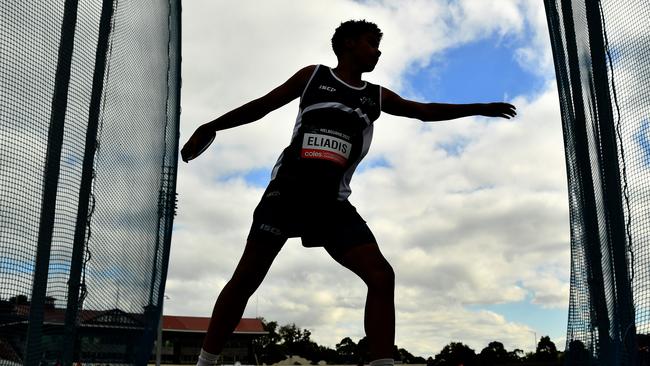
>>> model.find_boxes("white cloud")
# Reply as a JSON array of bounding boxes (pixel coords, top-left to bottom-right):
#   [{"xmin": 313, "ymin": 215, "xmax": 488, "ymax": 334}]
[
  {"xmin": 514, "ymin": 1, "xmax": 555, "ymax": 78},
  {"xmin": 449, "ymin": 0, "xmax": 525, "ymax": 41},
  {"xmin": 171, "ymin": 0, "xmax": 569, "ymax": 358}
]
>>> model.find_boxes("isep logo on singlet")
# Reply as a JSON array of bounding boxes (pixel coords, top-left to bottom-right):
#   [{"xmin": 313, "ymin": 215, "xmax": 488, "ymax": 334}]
[{"xmin": 301, "ymin": 133, "xmax": 351, "ymax": 166}]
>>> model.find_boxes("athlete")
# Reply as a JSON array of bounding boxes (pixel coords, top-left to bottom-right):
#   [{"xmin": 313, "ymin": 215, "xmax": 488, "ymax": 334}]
[{"xmin": 182, "ymin": 20, "xmax": 516, "ymax": 366}]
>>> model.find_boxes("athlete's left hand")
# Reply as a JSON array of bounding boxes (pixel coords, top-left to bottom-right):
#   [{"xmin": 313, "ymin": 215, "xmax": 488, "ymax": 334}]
[
  {"xmin": 481, "ymin": 103, "xmax": 517, "ymax": 119},
  {"xmin": 181, "ymin": 124, "xmax": 216, "ymax": 163}
]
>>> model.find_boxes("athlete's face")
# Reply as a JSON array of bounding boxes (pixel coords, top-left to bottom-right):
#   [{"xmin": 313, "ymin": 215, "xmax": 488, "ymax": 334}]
[{"xmin": 351, "ymin": 32, "xmax": 381, "ymax": 71}]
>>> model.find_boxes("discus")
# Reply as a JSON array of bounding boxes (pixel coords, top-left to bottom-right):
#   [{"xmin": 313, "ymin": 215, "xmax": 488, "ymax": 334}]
[{"xmin": 182, "ymin": 131, "xmax": 215, "ymax": 162}]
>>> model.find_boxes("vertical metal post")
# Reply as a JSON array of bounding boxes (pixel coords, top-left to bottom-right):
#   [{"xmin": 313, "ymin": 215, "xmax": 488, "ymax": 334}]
[
  {"xmin": 25, "ymin": 1, "xmax": 79, "ymax": 365},
  {"xmin": 156, "ymin": 302, "xmax": 164, "ymax": 366},
  {"xmin": 584, "ymin": 1, "xmax": 637, "ymax": 364},
  {"xmin": 156, "ymin": 295, "xmax": 169, "ymax": 366},
  {"xmin": 546, "ymin": 0, "xmax": 613, "ymax": 361},
  {"xmin": 61, "ymin": 0, "xmax": 115, "ymax": 365},
  {"xmin": 134, "ymin": 0, "xmax": 182, "ymax": 363}
]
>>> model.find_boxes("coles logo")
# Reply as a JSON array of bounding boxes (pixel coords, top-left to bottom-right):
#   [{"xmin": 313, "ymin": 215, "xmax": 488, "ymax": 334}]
[{"xmin": 301, "ymin": 133, "xmax": 351, "ymax": 166}]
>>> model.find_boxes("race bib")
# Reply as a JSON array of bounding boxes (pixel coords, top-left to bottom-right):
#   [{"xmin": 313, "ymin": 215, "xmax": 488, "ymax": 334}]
[{"xmin": 301, "ymin": 133, "xmax": 351, "ymax": 166}]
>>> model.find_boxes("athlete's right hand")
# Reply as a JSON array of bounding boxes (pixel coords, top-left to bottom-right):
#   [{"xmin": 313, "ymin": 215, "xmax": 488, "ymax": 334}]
[{"xmin": 181, "ymin": 124, "xmax": 216, "ymax": 163}]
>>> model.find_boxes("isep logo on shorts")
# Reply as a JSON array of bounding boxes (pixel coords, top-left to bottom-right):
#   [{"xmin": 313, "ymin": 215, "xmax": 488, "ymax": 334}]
[{"xmin": 301, "ymin": 133, "xmax": 351, "ymax": 166}]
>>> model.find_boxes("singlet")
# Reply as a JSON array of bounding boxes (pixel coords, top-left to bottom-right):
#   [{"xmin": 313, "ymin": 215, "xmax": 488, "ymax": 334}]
[{"xmin": 269, "ymin": 65, "xmax": 382, "ymax": 201}]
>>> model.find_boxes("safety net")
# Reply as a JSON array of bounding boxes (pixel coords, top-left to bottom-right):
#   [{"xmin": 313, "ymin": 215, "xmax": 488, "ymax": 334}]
[
  {"xmin": 544, "ymin": 0, "xmax": 650, "ymax": 365},
  {"xmin": 0, "ymin": 0, "xmax": 180, "ymax": 364}
]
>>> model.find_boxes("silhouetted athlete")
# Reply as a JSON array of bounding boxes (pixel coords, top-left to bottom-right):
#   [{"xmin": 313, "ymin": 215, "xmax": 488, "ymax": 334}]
[{"xmin": 182, "ymin": 20, "xmax": 516, "ymax": 366}]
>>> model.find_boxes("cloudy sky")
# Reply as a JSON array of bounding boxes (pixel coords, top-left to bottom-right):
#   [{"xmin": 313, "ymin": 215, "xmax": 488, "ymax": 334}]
[{"xmin": 167, "ymin": 0, "xmax": 570, "ymax": 358}]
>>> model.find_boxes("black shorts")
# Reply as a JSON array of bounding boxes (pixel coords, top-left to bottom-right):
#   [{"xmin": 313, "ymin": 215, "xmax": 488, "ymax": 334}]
[{"xmin": 247, "ymin": 186, "xmax": 376, "ymax": 250}]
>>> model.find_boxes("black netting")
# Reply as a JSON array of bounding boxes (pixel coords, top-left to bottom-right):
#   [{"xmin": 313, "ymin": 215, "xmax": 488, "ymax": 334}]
[
  {"xmin": 0, "ymin": 0, "xmax": 180, "ymax": 364},
  {"xmin": 544, "ymin": 0, "xmax": 650, "ymax": 365}
]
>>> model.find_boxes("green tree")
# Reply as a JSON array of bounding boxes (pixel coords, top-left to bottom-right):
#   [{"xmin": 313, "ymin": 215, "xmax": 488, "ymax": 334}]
[
  {"xmin": 300, "ymin": 328, "xmax": 312, "ymax": 343},
  {"xmin": 478, "ymin": 341, "xmax": 510, "ymax": 365},
  {"xmin": 9, "ymin": 295, "xmax": 28, "ymax": 305},
  {"xmin": 522, "ymin": 351, "xmax": 535, "ymax": 361},
  {"xmin": 535, "ymin": 335, "xmax": 559, "ymax": 363},
  {"xmin": 253, "ymin": 319, "xmax": 279, "ymax": 349},
  {"xmin": 336, "ymin": 337, "xmax": 357, "ymax": 364},
  {"xmin": 394, "ymin": 346, "xmax": 425, "ymax": 363},
  {"xmin": 279, "ymin": 323, "xmax": 302, "ymax": 350},
  {"xmin": 356, "ymin": 336, "xmax": 370, "ymax": 365},
  {"xmin": 253, "ymin": 318, "xmax": 286, "ymax": 364},
  {"xmin": 262, "ymin": 343, "xmax": 287, "ymax": 365},
  {"xmin": 508, "ymin": 348, "xmax": 524, "ymax": 363},
  {"xmin": 253, "ymin": 319, "xmax": 428, "ymax": 364},
  {"xmin": 276, "ymin": 323, "xmax": 323, "ymax": 360},
  {"xmin": 295, "ymin": 339, "xmax": 321, "ymax": 363},
  {"xmin": 433, "ymin": 342, "xmax": 477, "ymax": 366},
  {"xmin": 564, "ymin": 339, "xmax": 592, "ymax": 365},
  {"xmin": 317, "ymin": 345, "xmax": 338, "ymax": 364},
  {"xmin": 44, "ymin": 296, "xmax": 56, "ymax": 308},
  {"xmin": 411, "ymin": 355, "xmax": 428, "ymax": 364},
  {"xmin": 291, "ymin": 328, "xmax": 325, "ymax": 364}
]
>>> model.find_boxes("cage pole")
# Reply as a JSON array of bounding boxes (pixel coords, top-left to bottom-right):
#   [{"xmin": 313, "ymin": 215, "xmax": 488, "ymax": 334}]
[
  {"xmin": 24, "ymin": 0, "xmax": 79, "ymax": 364},
  {"xmin": 584, "ymin": 1, "xmax": 638, "ymax": 363},
  {"xmin": 546, "ymin": 0, "xmax": 613, "ymax": 361},
  {"xmin": 60, "ymin": 0, "xmax": 115, "ymax": 365},
  {"xmin": 134, "ymin": 0, "xmax": 182, "ymax": 363}
]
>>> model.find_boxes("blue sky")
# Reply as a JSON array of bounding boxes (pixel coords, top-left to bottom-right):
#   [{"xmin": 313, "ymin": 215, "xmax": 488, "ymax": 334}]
[
  {"xmin": 225, "ymin": 30, "xmax": 549, "ymax": 187},
  {"xmin": 470, "ymin": 301, "xmax": 567, "ymax": 347},
  {"xmin": 406, "ymin": 33, "xmax": 546, "ymax": 104},
  {"xmin": 638, "ymin": 120, "xmax": 650, "ymax": 165},
  {"xmin": 217, "ymin": 27, "xmax": 561, "ymax": 229},
  {"xmin": 174, "ymin": 1, "xmax": 570, "ymax": 358}
]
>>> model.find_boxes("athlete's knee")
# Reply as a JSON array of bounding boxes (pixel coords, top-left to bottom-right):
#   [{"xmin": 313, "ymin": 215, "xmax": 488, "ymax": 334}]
[
  {"xmin": 227, "ymin": 240, "xmax": 279, "ymax": 296},
  {"xmin": 363, "ymin": 262, "xmax": 395, "ymax": 291},
  {"xmin": 226, "ymin": 268, "xmax": 266, "ymax": 297},
  {"xmin": 227, "ymin": 270, "xmax": 264, "ymax": 298}
]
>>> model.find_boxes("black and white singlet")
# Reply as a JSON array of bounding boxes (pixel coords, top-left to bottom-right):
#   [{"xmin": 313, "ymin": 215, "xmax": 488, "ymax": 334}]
[{"xmin": 269, "ymin": 64, "xmax": 382, "ymax": 201}]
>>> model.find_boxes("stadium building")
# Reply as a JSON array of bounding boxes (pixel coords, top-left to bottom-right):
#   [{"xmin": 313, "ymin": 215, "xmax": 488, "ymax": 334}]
[{"xmin": 0, "ymin": 301, "xmax": 267, "ymax": 364}]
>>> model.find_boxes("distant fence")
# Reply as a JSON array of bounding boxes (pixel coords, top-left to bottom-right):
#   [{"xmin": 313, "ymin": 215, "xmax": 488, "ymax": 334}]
[
  {"xmin": 544, "ymin": 0, "xmax": 650, "ymax": 365},
  {"xmin": 0, "ymin": 0, "xmax": 180, "ymax": 365}
]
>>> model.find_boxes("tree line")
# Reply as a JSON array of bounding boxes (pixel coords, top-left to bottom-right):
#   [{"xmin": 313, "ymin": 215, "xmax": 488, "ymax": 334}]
[{"xmin": 252, "ymin": 318, "xmax": 570, "ymax": 365}]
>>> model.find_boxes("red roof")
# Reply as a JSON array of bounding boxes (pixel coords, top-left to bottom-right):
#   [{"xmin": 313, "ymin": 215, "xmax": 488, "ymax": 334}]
[
  {"xmin": 162, "ymin": 316, "xmax": 267, "ymax": 334},
  {"xmin": 10, "ymin": 305, "xmax": 267, "ymax": 335}
]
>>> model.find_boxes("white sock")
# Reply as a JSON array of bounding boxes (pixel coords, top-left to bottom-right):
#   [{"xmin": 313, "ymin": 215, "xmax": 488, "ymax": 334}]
[
  {"xmin": 196, "ymin": 348, "xmax": 219, "ymax": 366},
  {"xmin": 370, "ymin": 358, "xmax": 394, "ymax": 366}
]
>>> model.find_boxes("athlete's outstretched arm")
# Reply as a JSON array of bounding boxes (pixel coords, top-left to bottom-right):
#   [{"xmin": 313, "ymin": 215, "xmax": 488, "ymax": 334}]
[
  {"xmin": 381, "ymin": 87, "xmax": 516, "ymax": 122},
  {"xmin": 181, "ymin": 65, "xmax": 316, "ymax": 162}
]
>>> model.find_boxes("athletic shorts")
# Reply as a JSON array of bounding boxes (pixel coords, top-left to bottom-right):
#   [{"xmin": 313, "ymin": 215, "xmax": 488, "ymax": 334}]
[{"xmin": 247, "ymin": 186, "xmax": 376, "ymax": 250}]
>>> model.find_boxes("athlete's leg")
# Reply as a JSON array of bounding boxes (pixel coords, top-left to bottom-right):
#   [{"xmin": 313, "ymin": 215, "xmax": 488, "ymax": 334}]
[
  {"xmin": 201, "ymin": 238, "xmax": 284, "ymax": 355},
  {"xmin": 325, "ymin": 242, "xmax": 395, "ymax": 360}
]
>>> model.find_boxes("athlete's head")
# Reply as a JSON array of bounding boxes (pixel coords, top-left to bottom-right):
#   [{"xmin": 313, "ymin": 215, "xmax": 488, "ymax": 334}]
[{"xmin": 331, "ymin": 20, "xmax": 383, "ymax": 70}]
